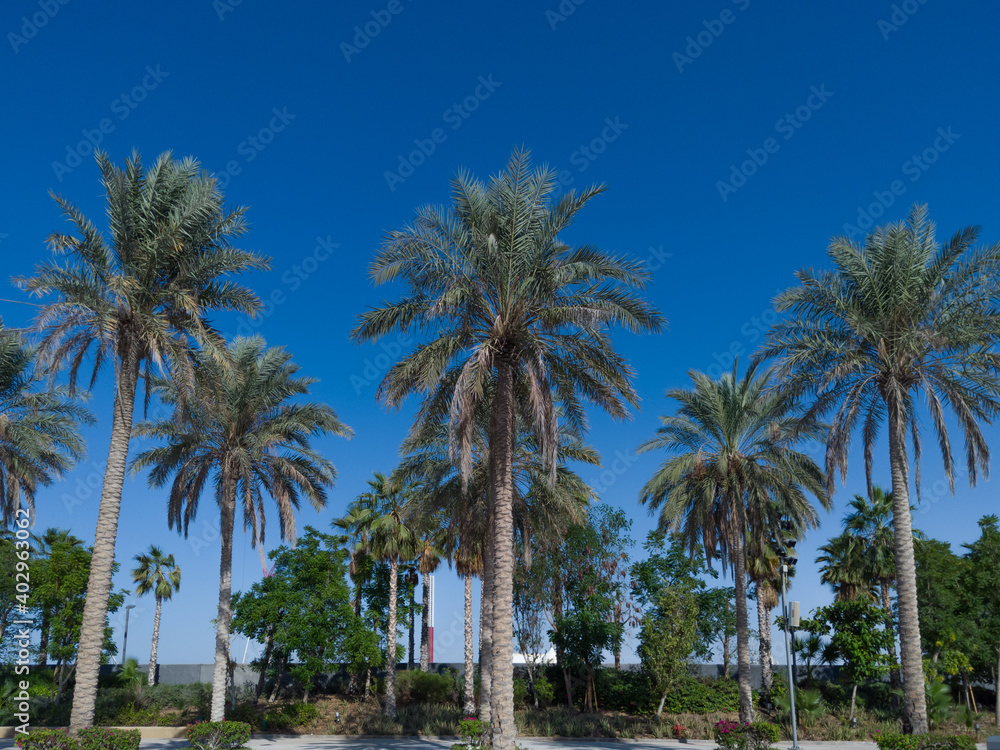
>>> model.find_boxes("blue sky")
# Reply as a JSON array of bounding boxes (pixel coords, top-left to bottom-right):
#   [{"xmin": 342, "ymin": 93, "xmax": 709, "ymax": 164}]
[{"xmin": 1, "ymin": 0, "xmax": 999, "ymax": 667}]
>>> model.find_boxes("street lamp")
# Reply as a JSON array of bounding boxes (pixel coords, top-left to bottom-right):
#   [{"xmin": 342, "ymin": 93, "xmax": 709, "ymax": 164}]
[
  {"xmin": 777, "ymin": 521, "xmax": 800, "ymax": 750},
  {"xmin": 121, "ymin": 604, "xmax": 136, "ymax": 666}
]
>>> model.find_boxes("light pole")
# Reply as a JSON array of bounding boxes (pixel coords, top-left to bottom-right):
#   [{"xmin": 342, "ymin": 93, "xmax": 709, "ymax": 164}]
[
  {"xmin": 777, "ymin": 522, "xmax": 800, "ymax": 750},
  {"xmin": 121, "ymin": 604, "xmax": 136, "ymax": 666}
]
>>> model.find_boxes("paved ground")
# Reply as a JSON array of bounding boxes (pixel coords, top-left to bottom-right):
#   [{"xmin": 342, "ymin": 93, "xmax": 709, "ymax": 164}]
[{"xmin": 0, "ymin": 737, "xmax": 992, "ymax": 750}]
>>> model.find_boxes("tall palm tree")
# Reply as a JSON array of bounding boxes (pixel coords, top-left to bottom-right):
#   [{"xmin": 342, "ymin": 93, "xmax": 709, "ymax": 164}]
[
  {"xmin": 131, "ymin": 545, "xmax": 181, "ymax": 686},
  {"xmin": 342, "ymin": 472, "xmax": 419, "ymax": 718},
  {"xmin": 352, "ymin": 148, "xmax": 662, "ymax": 750},
  {"xmin": 759, "ymin": 204, "xmax": 1000, "ymax": 733},
  {"xmin": 130, "ymin": 336, "xmax": 350, "ymax": 721},
  {"xmin": 0, "ymin": 321, "xmax": 88, "ymax": 527},
  {"xmin": 638, "ymin": 363, "xmax": 829, "ymax": 723},
  {"xmin": 18, "ymin": 151, "xmax": 267, "ymax": 731},
  {"xmin": 415, "ymin": 525, "xmax": 446, "ymax": 671}
]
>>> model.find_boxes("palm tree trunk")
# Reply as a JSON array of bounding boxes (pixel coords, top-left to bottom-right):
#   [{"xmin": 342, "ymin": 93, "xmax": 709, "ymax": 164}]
[
  {"xmin": 881, "ymin": 578, "xmax": 902, "ymax": 695},
  {"xmin": 420, "ymin": 574, "xmax": 430, "ymax": 670},
  {"xmin": 408, "ymin": 578, "xmax": 416, "ymax": 670},
  {"xmin": 385, "ymin": 555, "xmax": 399, "ymax": 717},
  {"xmin": 149, "ymin": 595, "xmax": 163, "ymax": 686},
  {"xmin": 758, "ymin": 593, "xmax": 773, "ymax": 696},
  {"xmin": 463, "ymin": 573, "xmax": 476, "ymax": 716},
  {"xmin": 479, "ymin": 513, "xmax": 495, "ymax": 724},
  {"xmin": 488, "ymin": 358, "xmax": 518, "ymax": 750},
  {"xmin": 887, "ymin": 397, "xmax": 929, "ymax": 734},
  {"xmin": 732, "ymin": 524, "xmax": 754, "ymax": 723},
  {"xmin": 69, "ymin": 347, "xmax": 140, "ymax": 733},
  {"xmin": 210, "ymin": 474, "xmax": 237, "ymax": 722}
]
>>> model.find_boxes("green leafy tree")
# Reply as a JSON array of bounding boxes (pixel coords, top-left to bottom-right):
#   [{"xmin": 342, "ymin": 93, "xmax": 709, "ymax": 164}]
[
  {"xmin": 30, "ymin": 536, "xmax": 125, "ymax": 701},
  {"xmin": 131, "ymin": 545, "xmax": 181, "ymax": 686},
  {"xmin": 633, "ymin": 532, "xmax": 701, "ymax": 717},
  {"xmin": 0, "ymin": 322, "xmax": 88, "ymax": 527},
  {"xmin": 131, "ymin": 336, "xmax": 350, "ymax": 721},
  {"xmin": 352, "ymin": 149, "xmax": 663, "ymax": 750},
  {"xmin": 18, "ymin": 151, "xmax": 268, "ymax": 732},
  {"xmin": 639, "ymin": 363, "xmax": 829, "ymax": 722},
  {"xmin": 960, "ymin": 515, "xmax": 1000, "ymax": 724},
  {"xmin": 231, "ymin": 527, "xmax": 357, "ymax": 702},
  {"xmin": 760, "ymin": 204, "xmax": 1000, "ymax": 733},
  {"xmin": 806, "ymin": 598, "xmax": 897, "ymax": 722}
]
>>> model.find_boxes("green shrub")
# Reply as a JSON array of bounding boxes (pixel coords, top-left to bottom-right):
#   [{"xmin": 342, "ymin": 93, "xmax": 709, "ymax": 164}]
[
  {"xmin": 396, "ymin": 670, "xmax": 456, "ymax": 704},
  {"xmin": 872, "ymin": 733, "xmax": 977, "ymax": 750},
  {"xmin": 280, "ymin": 702, "xmax": 318, "ymax": 726},
  {"xmin": 224, "ymin": 704, "xmax": 261, "ymax": 730},
  {"xmin": 261, "ymin": 710, "xmax": 293, "ymax": 732},
  {"xmin": 15, "ymin": 730, "xmax": 78, "ymax": 750},
  {"xmin": 186, "ymin": 721, "xmax": 251, "ymax": 750},
  {"xmin": 513, "ymin": 678, "xmax": 529, "ymax": 708},
  {"xmin": 714, "ymin": 720, "xmax": 780, "ymax": 750},
  {"xmin": 77, "ymin": 728, "xmax": 141, "ymax": 750},
  {"xmin": 661, "ymin": 675, "xmax": 740, "ymax": 714},
  {"xmin": 533, "ymin": 675, "xmax": 555, "ymax": 707}
]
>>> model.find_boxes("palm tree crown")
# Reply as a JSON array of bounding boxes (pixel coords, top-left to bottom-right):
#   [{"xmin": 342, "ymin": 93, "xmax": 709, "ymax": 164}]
[
  {"xmin": 0, "ymin": 322, "xmax": 88, "ymax": 526},
  {"xmin": 132, "ymin": 545, "xmax": 181, "ymax": 601}
]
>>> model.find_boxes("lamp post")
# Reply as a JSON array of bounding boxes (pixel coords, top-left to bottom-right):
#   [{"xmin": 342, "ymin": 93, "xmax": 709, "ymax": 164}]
[
  {"xmin": 777, "ymin": 522, "xmax": 800, "ymax": 750},
  {"xmin": 121, "ymin": 604, "xmax": 136, "ymax": 666}
]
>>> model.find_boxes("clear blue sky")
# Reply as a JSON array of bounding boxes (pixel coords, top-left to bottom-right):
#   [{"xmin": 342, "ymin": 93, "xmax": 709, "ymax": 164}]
[{"xmin": 2, "ymin": 1, "xmax": 998, "ymax": 667}]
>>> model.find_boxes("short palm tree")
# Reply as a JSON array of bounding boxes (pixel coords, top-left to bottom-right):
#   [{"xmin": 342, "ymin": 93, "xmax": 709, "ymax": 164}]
[
  {"xmin": 18, "ymin": 151, "xmax": 267, "ymax": 731},
  {"xmin": 341, "ymin": 472, "xmax": 419, "ymax": 718},
  {"xmin": 353, "ymin": 148, "xmax": 662, "ymax": 750},
  {"xmin": 638, "ymin": 363, "xmax": 829, "ymax": 723},
  {"xmin": 759, "ymin": 204, "xmax": 1000, "ymax": 733},
  {"xmin": 0, "ymin": 322, "xmax": 87, "ymax": 527},
  {"xmin": 414, "ymin": 524, "xmax": 446, "ymax": 671},
  {"xmin": 131, "ymin": 336, "xmax": 350, "ymax": 721},
  {"xmin": 816, "ymin": 531, "xmax": 875, "ymax": 603},
  {"xmin": 131, "ymin": 545, "xmax": 181, "ymax": 686}
]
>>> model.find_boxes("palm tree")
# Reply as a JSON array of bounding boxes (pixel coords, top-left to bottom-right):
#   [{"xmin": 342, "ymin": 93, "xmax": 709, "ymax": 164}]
[
  {"xmin": 816, "ymin": 531, "xmax": 875, "ymax": 603},
  {"xmin": 759, "ymin": 205, "xmax": 1000, "ymax": 733},
  {"xmin": 342, "ymin": 472, "xmax": 419, "ymax": 717},
  {"xmin": 414, "ymin": 525, "xmax": 446, "ymax": 671},
  {"xmin": 131, "ymin": 545, "xmax": 181, "ymax": 686},
  {"xmin": 638, "ymin": 363, "xmax": 829, "ymax": 723},
  {"xmin": 18, "ymin": 151, "xmax": 267, "ymax": 731},
  {"xmin": 352, "ymin": 148, "xmax": 662, "ymax": 750},
  {"xmin": 746, "ymin": 541, "xmax": 782, "ymax": 696},
  {"xmin": 0, "ymin": 321, "xmax": 88, "ymax": 527},
  {"xmin": 130, "ymin": 336, "xmax": 350, "ymax": 721}
]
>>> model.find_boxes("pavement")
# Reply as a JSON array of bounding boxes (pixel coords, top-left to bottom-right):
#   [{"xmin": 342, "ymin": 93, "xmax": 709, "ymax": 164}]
[{"xmin": 0, "ymin": 737, "xmax": 993, "ymax": 750}]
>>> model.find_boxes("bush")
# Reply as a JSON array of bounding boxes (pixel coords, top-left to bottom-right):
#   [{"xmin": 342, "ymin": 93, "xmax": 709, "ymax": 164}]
[
  {"xmin": 280, "ymin": 702, "xmax": 318, "ymax": 727},
  {"xmin": 714, "ymin": 720, "xmax": 780, "ymax": 750},
  {"xmin": 186, "ymin": 721, "xmax": 251, "ymax": 750},
  {"xmin": 533, "ymin": 675, "xmax": 555, "ymax": 707},
  {"xmin": 396, "ymin": 670, "xmax": 456, "ymax": 705},
  {"xmin": 513, "ymin": 678, "xmax": 529, "ymax": 708},
  {"xmin": 77, "ymin": 728, "xmax": 141, "ymax": 750},
  {"xmin": 872, "ymin": 733, "xmax": 977, "ymax": 750},
  {"xmin": 15, "ymin": 730, "xmax": 78, "ymax": 750},
  {"xmin": 661, "ymin": 675, "xmax": 740, "ymax": 714}
]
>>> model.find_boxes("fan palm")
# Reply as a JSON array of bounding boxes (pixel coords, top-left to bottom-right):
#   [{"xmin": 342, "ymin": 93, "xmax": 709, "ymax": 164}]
[
  {"xmin": 759, "ymin": 204, "xmax": 1000, "ymax": 733},
  {"xmin": 816, "ymin": 531, "xmax": 876, "ymax": 603},
  {"xmin": 131, "ymin": 545, "xmax": 181, "ymax": 686},
  {"xmin": 638, "ymin": 363, "xmax": 829, "ymax": 723},
  {"xmin": 353, "ymin": 148, "xmax": 662, "ymax": 750},
  {"xmin": 17, "ymin": 151, "xmax": 267, "ymax": 731},
  {"xmin": 0, "ymin": 321, "xmax": 88, "ymax": 527},
  {"xmin": 130, "ymin": 336, "xmax": 350, "ymax": 721}
]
